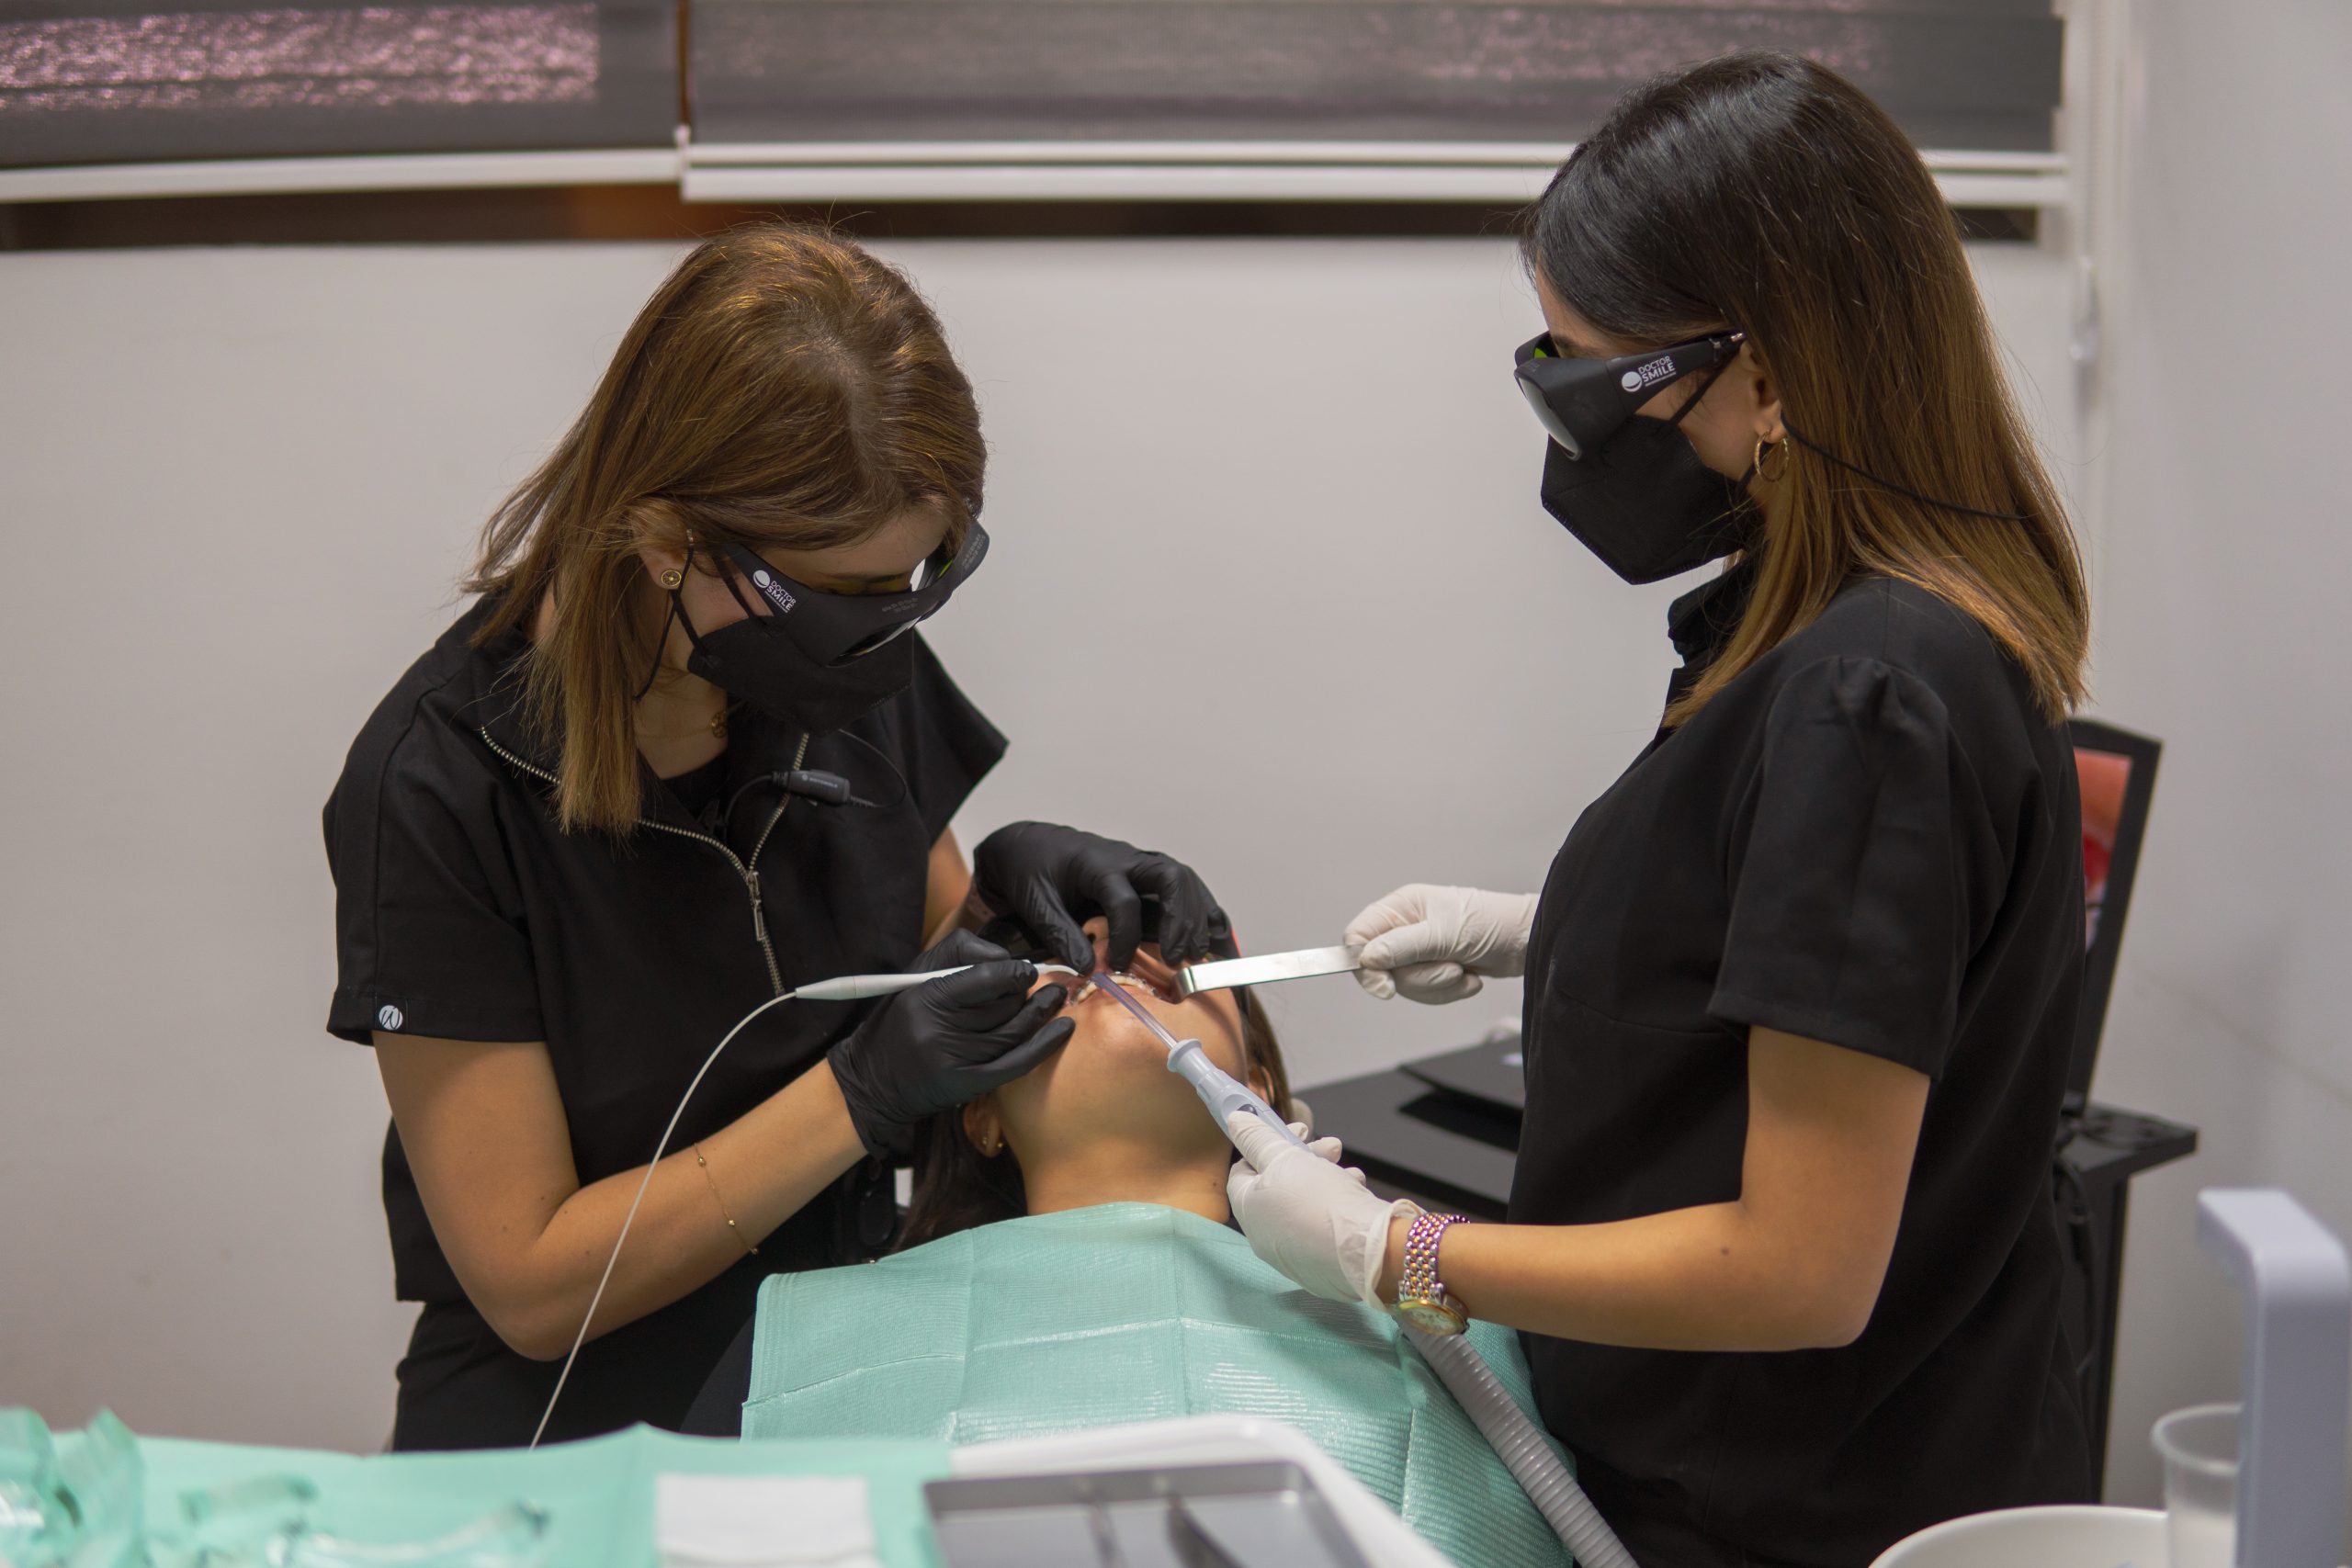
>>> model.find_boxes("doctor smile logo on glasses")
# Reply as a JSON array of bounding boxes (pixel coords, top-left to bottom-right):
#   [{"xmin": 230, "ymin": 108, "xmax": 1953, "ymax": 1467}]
[
  {"xmin": 749, "ymin": 570, "xmax": 797, "ymax": 615},
  {"xmin": 1623, "ymin": 356, "xmax": 1679, "ymax": 393}
]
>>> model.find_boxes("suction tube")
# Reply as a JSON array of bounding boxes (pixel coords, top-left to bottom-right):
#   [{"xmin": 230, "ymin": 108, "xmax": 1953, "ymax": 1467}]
[
  {"xmin": 1407, "ymin": 1328, "xmax": 1642, "ymax": 1568},
  {"xmin": 1093, "ymin": 966, "xmax": 1644, "ymax": 1563}
]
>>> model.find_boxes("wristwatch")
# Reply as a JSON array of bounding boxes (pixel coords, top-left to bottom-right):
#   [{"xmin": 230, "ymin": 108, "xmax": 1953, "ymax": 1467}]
[{"xmin": 1390, "ymin": 1212, "xmax": 1470, "ymax": 1336}]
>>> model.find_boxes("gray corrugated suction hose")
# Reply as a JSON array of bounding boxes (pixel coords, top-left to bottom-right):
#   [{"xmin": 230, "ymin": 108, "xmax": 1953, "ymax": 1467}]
[{"xmin": 1407, "ymin": 1328, "xmax": 1642, "ymax": 1568}]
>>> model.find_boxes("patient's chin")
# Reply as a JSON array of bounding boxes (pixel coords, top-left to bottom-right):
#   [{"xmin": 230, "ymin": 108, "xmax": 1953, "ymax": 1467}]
[
  {"xmin": 1068, "ymin": 1010, "xmax": 1193, "ymax": 1074},
  {"xmin": 1075, "ymin": 997, "xmax": 1247, "ymax": 1073},
  {"xmin": 1036, "ymin": 1012, "xmax": 1244, "ymax": 1125}
]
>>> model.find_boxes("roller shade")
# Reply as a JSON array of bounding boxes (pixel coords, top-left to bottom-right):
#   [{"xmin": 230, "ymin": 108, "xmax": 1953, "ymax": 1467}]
[
  {"xmin": 689, "ymin": 0, "xmax": 2063, "ymax": 155},
  {"xmin": 0, "ymin": 0, "xmax": 676, "ymax": 167}
]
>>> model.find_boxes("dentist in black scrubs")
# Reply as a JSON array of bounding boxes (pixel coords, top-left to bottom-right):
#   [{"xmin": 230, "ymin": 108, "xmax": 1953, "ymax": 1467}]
[
  {"xmin": 1227, "ymin": 53, "xmax": 2097, "ymax": 1567},
  {"xmin": 325, "ymin": 225, "xmax": 1224, "ymax": 1450}
]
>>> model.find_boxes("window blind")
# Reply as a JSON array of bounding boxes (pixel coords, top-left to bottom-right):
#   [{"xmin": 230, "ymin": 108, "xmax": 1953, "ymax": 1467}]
[
  {"xmin": 0, "ymin": 0, "xmax": 675, "ymax": 166},
  {"xmin": 688, "ymin": 1, "xmax": 2061, "ymax": 155}
]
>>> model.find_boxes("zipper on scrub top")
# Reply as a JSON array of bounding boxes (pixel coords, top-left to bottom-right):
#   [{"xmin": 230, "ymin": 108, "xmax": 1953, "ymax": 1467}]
[{"xmin": 477, "ymin": 728, "xmax": 809, "ymax": 998}]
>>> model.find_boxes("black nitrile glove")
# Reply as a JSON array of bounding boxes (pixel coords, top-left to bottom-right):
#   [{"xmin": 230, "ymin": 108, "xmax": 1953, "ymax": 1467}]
[
  {"xmin": 827, "ymin": 931, "xmax": 1075, "ymax": 1156},
  {"xmin": 970, "ymin": 822, "xmax": 1232, "ymax": 974}
]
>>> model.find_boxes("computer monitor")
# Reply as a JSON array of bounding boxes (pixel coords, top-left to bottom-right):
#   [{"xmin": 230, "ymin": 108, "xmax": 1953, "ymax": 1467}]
[{"xmin": 2066, "ymin": 716, "xmax": 2162, "ymax": 1109}]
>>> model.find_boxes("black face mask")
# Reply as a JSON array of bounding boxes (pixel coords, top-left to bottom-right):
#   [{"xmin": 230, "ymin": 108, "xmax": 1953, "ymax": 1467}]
[
  {"xmin": 1537, "ymin": 363, "xmax": 1758, "ymax": 585},
  {"xmin": 671, "ymin": 585, "xmax": 915, "ymax": 737}
]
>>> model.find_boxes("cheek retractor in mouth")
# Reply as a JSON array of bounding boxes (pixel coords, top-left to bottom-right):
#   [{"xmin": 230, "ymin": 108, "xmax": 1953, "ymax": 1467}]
[{"xmin": 1065, "ymin": 970, "xmax": 1181, "ymax": 1007}]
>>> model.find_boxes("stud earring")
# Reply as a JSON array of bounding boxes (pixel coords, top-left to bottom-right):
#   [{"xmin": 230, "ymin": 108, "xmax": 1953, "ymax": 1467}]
[{"xmin": 658, "ymin": 567, "xmax": 684, "ymax": 590}]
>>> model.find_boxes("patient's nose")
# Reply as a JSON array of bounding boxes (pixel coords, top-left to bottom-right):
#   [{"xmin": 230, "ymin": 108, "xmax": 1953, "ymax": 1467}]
[{"xmin": 1079, "ymin": 918, "xmax": 1114, "ymax": 975}]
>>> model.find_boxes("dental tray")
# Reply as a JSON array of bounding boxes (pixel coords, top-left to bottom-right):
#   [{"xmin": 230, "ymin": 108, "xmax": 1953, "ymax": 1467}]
[{"xmin": 923, "ymin": 1460, "xmax": 1373, "ymax": 1568}]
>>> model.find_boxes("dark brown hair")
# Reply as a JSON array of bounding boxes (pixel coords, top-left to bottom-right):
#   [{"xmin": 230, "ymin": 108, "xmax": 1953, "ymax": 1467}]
[
  {"xmin": 467, "ymin": 221, "xmax": 985, "ymax": 831},
  {"xmin": 1523, "ymin": 51, "xmax": 2089, "ymax": 725},
  {"xmin": 896, "ymin": 1000, "xmax": 1294, "ymax": 1251}
]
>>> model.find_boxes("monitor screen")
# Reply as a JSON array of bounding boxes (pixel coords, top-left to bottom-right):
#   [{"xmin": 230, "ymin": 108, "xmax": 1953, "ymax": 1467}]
[
  {"xmin": 2077, "ymin": 745, "xmax": 2137, "ymax": 951},
  {"xmin": 2064, "ymin": 718, "xmax": 2161, "ymax": 1103}
]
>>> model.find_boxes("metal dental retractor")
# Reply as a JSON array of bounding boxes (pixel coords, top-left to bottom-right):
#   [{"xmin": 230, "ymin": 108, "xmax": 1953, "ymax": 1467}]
[{"xmin": 1176, "ymin": 945, "xmax": 1364, "ymax": 999}]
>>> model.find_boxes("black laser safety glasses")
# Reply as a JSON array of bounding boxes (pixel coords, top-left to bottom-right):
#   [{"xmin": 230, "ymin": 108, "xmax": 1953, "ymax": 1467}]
[
  {"xmin": 707, "ymin": 521, "xmax": 989, "ymax": 666},
  {"xmin": 1512, "ymin": 330, "xmax": 1747, "ymax": 459}
]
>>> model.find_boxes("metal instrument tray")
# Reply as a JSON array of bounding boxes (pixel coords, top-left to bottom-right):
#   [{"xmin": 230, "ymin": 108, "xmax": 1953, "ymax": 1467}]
[{"xmin": 924, "ymin": 1460, "xmax": 1373, "ymax": 1568}]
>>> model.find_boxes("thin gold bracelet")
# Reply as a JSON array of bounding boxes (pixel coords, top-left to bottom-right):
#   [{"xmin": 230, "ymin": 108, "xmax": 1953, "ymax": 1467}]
[{"xmin": 694, "ymin": 1145, "xmax": 759, "ymax": 1258}]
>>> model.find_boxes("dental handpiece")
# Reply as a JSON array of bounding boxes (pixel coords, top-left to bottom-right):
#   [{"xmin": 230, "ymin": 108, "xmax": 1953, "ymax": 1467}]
[
  {"xmin": 1089, "ymin": 971, "xmax": 1309, "ymax": 1154},
  {"xmin": 532, "ymin": 954, "xmax": 1075, "ymax": 1449},
  {"xmin": 793, "ymin": 962, "xmax": 1079, "ymax": 1002}
]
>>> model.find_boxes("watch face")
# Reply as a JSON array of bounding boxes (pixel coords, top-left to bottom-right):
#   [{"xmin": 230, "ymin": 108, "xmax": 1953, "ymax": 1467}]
[{"xmin": 1394, "ymin": 1296, "xmax": 1468, "ymax": 1336}]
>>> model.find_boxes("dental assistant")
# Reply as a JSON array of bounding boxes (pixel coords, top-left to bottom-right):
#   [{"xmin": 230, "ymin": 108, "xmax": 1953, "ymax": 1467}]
[
  {"xmin": 1227, "ymin": 53, "xmax": 2096, "ymax": 1568},
  {"xmin": 323, "ymin": 225, "xmax": 1226, "ymax": 1450}
]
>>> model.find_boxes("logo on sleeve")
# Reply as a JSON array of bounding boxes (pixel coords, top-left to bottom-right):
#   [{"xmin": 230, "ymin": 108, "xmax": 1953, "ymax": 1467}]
[{"xmin": 378, "ymin": 1004, "xmax": 405, "ymax": 1031}]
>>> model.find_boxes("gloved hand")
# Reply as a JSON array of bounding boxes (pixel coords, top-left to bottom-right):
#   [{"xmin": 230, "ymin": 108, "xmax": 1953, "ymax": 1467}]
[
  {"xmin": 828, "ymin": 931, "xmax": 1075, "ymax": 1156},
  {"xmin": 971, "ymin": 822, "xmax": 1231, "ymax": 973},
  {"xmin": 1344, "ymin": 884, "xmax": 1542, "ymax": 1004},
  {"xmin": 1226, "ymin": 1112, "xmax": 1421, "ymax": 1308}
]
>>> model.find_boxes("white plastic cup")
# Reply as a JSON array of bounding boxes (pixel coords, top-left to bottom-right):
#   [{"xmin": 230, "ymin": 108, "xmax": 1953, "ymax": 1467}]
[
  {"xmin": 1866, "ymin": 1505, "xmax": 2166, "ymax": 1568},
  {"xmin": 2154, "ymin": 1402, "xmax": 2242, "ymax": 1568}
]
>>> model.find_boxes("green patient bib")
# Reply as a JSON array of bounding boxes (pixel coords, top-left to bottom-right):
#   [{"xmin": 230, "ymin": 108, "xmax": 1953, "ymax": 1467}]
[{"xmin": 743, "ymin": 1202, "xmax": 1570, "ymax": 1568}]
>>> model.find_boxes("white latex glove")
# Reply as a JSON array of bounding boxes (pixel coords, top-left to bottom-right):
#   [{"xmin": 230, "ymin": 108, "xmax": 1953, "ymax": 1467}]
[
  {"xmin": 1344, "ymin": 884, "xmax": 1542, "ymax": 1004},
  {"xmin": 1226, "ymin": 1112, "xmax": 1421, "ymax": 1307}
]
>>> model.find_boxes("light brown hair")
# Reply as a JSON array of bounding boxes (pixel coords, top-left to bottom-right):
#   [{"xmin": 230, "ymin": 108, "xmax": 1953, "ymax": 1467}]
[
  {"xmin": 1523, "ymin": 51, "xmax": 2089, "ymax": 725},
  {"xmin": 468, "ymin": 222, "xmax": 985, "ymax": 831},
  {"xmin": 896, "ymin": 999, "xmax": 1293, "ymax": 1252}
]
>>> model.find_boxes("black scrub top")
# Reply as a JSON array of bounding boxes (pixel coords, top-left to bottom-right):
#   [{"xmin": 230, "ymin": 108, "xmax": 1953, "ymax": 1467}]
[
  {"xmin": 322, "ymin": 597, "xmax": 1005, "ymax": 1450},
  {"xmin": 1512, "ymin": 561, "xmax": 2093, "ymax": 1568}
]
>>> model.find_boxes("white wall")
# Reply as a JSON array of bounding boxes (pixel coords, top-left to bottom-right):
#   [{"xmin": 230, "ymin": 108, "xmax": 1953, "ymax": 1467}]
[
  {"xmin": 0, "ymin": 233, "xmax": 2077, "ymax": 1452},
  {"xmin": 2068, "ymin": 0, "xmax": 2352, "ymax": 1510}
]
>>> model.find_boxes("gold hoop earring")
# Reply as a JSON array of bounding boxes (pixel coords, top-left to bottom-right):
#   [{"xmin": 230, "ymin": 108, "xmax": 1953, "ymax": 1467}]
[
  {"xmin": 658, "ymin": 567, "xmax": 684, "ymax": 590},
  {"xmin": 1753, "ymin": 434, "xmax": 1791, "ymax": 483}
]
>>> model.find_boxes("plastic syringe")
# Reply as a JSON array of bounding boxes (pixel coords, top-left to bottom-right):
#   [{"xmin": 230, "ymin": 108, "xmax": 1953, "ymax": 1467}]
[{"xmin": 1088, "ymin": 971, "xmax": 1309, "ymax": 1152}]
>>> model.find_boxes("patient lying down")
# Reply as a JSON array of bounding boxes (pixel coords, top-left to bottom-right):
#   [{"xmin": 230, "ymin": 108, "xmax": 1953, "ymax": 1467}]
[
  {"xmin": 741, "ymin": 919, "xmax": 1571, "ymax": 1568},
  {"xmin": 897, "ymin": 919, "xmax": 1290, "ymax": 1247}
]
